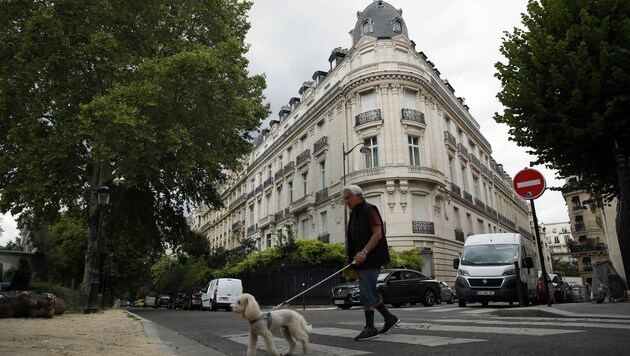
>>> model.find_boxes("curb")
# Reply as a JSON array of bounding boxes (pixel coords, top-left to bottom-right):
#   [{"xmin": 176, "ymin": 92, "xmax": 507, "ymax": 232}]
[
  {"xmin": 125, "ymin": 310, "xmax": 229, "ymax": 356},
  {"xmin": 491, "ymin": 305, "xmax": 630, "ymax": 320}
]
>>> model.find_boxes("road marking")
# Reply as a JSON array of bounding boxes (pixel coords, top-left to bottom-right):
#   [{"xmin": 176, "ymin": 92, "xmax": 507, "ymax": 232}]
[
  {"xmin": 440, "ymin": 318, "xmax": 630, "ymax": 330},
  {"xmin": 311, "ymin": 327, "xmax": 483, "ymax": 347},
  {"xmin": 516, "ymin": 179, "xmax": 541, "ymax": 188},
  {"xmin": 458, "ymin": 309, "xmax": 492, "ymax": 314},
  {"xmin": 427, "ymin": 308, "xmax": 459, "ymax": 313},
  {"xmin": 338, "ymin": 321, "xmax": 581, "ymax": 336},
  {"xmin": 492, "ymin": 316, "xmax": 630, "ymax": 324},
  {"xmin": 226, "ymin": 333, "xmax": 370, "ymax": 356}
]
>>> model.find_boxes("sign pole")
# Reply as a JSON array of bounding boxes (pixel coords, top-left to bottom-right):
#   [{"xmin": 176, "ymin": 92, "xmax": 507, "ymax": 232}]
[{"xmin": 531, "ymin": 199, "xmax": 551, "ymax": 307}]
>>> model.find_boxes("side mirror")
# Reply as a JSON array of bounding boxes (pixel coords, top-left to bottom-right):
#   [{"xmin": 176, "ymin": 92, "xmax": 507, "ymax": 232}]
[
  {"xmin": 453, "ymin": 258, "xmax": 460, "ymax": 269},
  {"xmin": 524, "ymin": 257, "xmax": 534, "ymax": 269}
]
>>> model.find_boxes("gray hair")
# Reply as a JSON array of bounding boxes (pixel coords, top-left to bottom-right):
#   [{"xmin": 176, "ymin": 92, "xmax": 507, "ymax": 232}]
[{"xmin": 342, "ymin": 185, "xmax": 363, "ymax": 197}]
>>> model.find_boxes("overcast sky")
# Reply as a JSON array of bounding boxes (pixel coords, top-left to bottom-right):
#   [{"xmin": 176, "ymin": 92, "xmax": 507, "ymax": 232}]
[{"xmin": 0, "ymin": 0, "xmax": 571, "ymax": 245}]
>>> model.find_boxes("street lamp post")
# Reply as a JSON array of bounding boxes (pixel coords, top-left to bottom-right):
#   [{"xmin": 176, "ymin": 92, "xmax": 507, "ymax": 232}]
[
  {"xmin": 342, "ymin": 142, "xmax": 371, "ymax": 267},
  {"xmin": 85, "ymin": 185, "xmax": 110, "ymax": 314},
  {"xmin": 613, "ymin": 145, "xmax": 630, "ymax": 287}
]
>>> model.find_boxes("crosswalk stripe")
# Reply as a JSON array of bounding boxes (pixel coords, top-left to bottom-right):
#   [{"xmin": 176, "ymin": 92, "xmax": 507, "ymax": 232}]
[
  {"xmin": 439, "ymin": 318, "xmax": 630, "ymax": 330},
  {"xmin": 226, "ymin": 333, "xmax": 370, "ymax": 355},
  {"xmin": 496, "ymin": 316, "xmax": 630, "ymax": 324},
  {"xmin": 427, "ymin": 308, "xmax": 460, "ymax": 313},
  {"xmin": 310, "ymin": 327, "xmax": 484, "ymax": 347},
  {"xmin": 338, "ymin": 321, "xmax": 581, "ymax": 336},
  {"xmin": 458, "ymin": 309, "xmax": 492, "ymax": 314}
]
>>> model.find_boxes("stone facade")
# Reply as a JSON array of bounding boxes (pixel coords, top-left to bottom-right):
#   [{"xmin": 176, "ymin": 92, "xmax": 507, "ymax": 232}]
[
  {"xmin": 542, "ymin": 222, "xmax": 574, "ymax": 264},
  {"xmin": 191, "ymin": 1, "xmax": 532, "ymax": 285}
]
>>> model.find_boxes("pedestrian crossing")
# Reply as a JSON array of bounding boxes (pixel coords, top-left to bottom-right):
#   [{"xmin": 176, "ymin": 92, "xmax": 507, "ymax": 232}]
[{"xmin": 224, "ymin": 312, "xmax": 629, "ymax": 355}]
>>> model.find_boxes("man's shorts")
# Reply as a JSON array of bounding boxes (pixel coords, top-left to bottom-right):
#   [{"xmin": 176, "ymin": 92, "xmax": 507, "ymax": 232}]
[{"xmin": 358, "ymin": 268, "xmax": 382, "ymax": 306}]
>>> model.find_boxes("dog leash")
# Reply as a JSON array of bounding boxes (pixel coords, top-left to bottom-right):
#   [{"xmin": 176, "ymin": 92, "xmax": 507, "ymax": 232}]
[{"xmin": 268, "ymin": 261, "xmax": 357, "ymax": 312}]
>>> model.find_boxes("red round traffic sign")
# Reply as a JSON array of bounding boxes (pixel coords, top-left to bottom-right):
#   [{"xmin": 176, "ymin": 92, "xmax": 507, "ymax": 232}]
[{"xmin": 513, "ymin": 168, "xmax": 546, "ymax": 200}]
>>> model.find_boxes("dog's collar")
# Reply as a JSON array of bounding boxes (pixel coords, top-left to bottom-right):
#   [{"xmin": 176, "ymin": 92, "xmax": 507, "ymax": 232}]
[{"xmin": 249, "ymin": 312, "xmax": 272, "ymax": 329}]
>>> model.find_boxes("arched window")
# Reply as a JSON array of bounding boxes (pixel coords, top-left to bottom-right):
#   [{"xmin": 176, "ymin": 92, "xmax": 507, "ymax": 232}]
[
  {"xmin": 393, "ymin": 20, "xmax": 402, "ymax": 33},
  {"xmin": 362, "ymin": 20, "xmax": 373, "ymax": 35}
]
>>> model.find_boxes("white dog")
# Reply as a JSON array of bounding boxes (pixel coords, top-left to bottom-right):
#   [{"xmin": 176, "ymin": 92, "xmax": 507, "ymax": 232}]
[{"xmin": 231, "ymin": 293, "xmax": 312, "ymax": 356}]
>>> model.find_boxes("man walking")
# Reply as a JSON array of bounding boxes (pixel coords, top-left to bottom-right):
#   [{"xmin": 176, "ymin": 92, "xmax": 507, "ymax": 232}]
[{"xmin": 343, "ymin": 185, "xmax": 399, "ymax": 341}]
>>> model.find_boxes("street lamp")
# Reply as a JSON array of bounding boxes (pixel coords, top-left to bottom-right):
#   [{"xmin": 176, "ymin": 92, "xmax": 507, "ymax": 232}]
[
  {"xmin": 85, "ymin": 185, "xmax": 110, "ymax": 314},
  {"xmin": 342, "ymin": 142, "xmax": 370, "ymax": 279}
]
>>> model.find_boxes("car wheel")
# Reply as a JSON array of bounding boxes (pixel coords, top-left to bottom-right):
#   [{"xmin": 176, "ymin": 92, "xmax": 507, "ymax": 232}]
[
  {"xmin": 423, "ymin": 289, "xmax": 436, "ymax": 306},
  {"xmin": 458, "ymin": 299, "xmax": 467, "ymax": 307},
  {"xmin": 339, "ymin": 305, "xmax": 352, "ymax": 310},
  {"xmin": 447, "ymin": 294, "xmax": 455, "ymax": 304},
  {"xmin": 436, "ymin": 297, "xmax": 442, "ymax": 305}
]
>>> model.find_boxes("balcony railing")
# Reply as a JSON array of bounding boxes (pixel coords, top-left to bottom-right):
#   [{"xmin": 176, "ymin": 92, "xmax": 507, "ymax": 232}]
[
  {"xmin": 450, "ymin": 182, "xmax": 461, "ymax": 197},
  {"xmin": 263, "ymin": 177, "xmax": 273, "ymax": 188},
  {"xmin": 247, "ymin": 191, "xmax": 255, "ymax": 200},
  {"xmin": 229, "ymin": 194, "xmax": 247, "ymax": 210},
  {"xmin": 486, "ymin": 206, "xmax": 498, "ymax": 218},
  {"xmin": 255, "ymin": 184, "xmax": 263, "ymax": 194},
  {"xmin": 232, "ymin": 221, "xmax": 242, "ymax": 231},
  {"xmin": 275, "ymin": 210, "xmax": 286, "ymax": 221},
  {"xmin": 283, "ymin": 161, "xmax": 295, "ymax": 175},
  {"xmin": 470, "ymin": 153, "xmax": 481, "ymax": 168},
  {"xmin": 313, "ymin": 136, "xmax": 328, "ymax": 153},
  {"xmin": 575, "ymin": 223, "xmax": 586, "ymax": 231},
  {"xmin": 570, "ymin": 243, "xmax": 606, "ymax": 253},
  {"xmin": 458, "ymin": 143, "xmax": 468, "ymax": 155},
  {"xmin": 315, "ymin": 187, "xmax": 329, "ymax": 203},
  {"xmin": 583, "ymin": 266, "xmax": 593, "ymax": 271},
  {"xmin": 475, "ymin": 198, "xmax": 486, "ymax": 210},
  {"xmin": 247, "ymin": 224, "xmax": 257, "ymax": 235},
  {"xmin": 355, "ymin": 109, "xmax": 382, "ymax": 127},
  {"xmin": 412, "ymin": 221, "xmax": 435, "ymax": 235},
  {"xmin": 296, "ymin": 149, "xmax": 311, "ymax": 166},
  {"xmin": 455, "ymin": 228, "xmax": 465, "ymax": 242},
  {"xmin": 463, "ymin": 191, "xmax": 473, "ymax": 203},
  {"xmin": 401, "ymin": 108, "xmax": 426, "ymax": 124},
  {"xmin": 444, "ymin": 131, "xmax": 457, "ymax": 146},
  {"xmin": 318, "ymin": 233, "xmax": 330, "ymax": 243},
  {"xmin": 275, "ymin": 169, "xmax": 284, "ymax": 181}
]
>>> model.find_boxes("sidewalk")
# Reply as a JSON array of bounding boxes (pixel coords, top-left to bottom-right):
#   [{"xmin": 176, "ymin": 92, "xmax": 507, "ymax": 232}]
[{"xmin": 494, "ymin": 301, "xmax": 630, "ymax": 320}]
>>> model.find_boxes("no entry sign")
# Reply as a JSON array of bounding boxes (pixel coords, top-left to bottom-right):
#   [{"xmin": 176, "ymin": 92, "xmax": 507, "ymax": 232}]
[{"xmin": 513, "ymin": 168, "xmax": 546, "ymax": 200}]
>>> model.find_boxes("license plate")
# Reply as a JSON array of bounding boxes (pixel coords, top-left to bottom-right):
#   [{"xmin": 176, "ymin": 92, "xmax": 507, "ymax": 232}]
[
  {"xmin": 334, "ymin": 300, "xmax": 345, "ymax": 305},
  {"xmin": 477, "ymin": 290, "xmax": 495, "ymax": 296},
  {"xmin": 220, "ymin": 297, "xmax": 229, "ymax": 300}
]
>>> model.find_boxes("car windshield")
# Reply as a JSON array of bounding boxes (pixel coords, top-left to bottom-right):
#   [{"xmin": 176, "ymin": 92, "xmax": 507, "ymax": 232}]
[{"xmin": 461, "ymin": 244, "xmax": 519, "ymax": 266}]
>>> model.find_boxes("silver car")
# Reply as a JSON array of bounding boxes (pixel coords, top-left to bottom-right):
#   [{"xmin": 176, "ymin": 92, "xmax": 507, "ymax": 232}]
[{"xmin": 436, "ymin": 281, "xmax": 455, "ymax": 304}]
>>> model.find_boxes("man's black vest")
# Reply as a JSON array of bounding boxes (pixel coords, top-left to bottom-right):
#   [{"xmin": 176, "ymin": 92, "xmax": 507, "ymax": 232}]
[{"xmin": 347, "ymin": 200, "xmax": 390, "ymax": 270}]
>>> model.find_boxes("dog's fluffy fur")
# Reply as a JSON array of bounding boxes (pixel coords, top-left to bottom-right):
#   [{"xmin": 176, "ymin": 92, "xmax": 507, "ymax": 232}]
[{"xmin": 231, "ymin": 293, "xmax": 312, "ymax": 356}]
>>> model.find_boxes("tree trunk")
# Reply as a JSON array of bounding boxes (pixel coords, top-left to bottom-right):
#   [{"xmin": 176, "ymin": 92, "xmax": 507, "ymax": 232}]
[{"xmin": 0, "ymin": 291, "xmax": 66, "ymax": 318}]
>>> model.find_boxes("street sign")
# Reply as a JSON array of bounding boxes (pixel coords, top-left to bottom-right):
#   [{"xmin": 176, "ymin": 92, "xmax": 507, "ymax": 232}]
[{"xmin": 513, "ymin": 168, "xmax": 546, "ymax": 200}]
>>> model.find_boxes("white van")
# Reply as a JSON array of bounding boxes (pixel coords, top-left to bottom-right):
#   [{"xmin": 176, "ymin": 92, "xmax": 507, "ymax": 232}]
[
  {"xmin": 453, "ymin": 233, "xmax": 538, "ymax": 307},
  {"xmin": 201, "ymin": 278, "xmax": 243, "ymax": 311}
]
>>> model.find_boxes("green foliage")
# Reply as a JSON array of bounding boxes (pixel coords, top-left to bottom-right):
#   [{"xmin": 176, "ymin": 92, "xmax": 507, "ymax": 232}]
[
  {"xmin": 288, "ymin": 240, "xmax": 346, "ymax": 265},
  {"xmin": 30, "ymin": 278, "xmax": 86, "ymax": 313},
  {"xmin": 149, "ymin": 255, "xmax": 209, "ymax": 294},
  {"xmin": 495, "ymin": 0, "xmax": 630, "ymax": 198},
  {"xmin": 275, "ymin": 224, "xmax": 298, "ymax": 256},
  {"xmin": 385, "ymin": 248, "xmax": 425, "ymax": 271},
  {"xmin": 553, "ymin": 258, "xmax": 580, "ymax": 277}
]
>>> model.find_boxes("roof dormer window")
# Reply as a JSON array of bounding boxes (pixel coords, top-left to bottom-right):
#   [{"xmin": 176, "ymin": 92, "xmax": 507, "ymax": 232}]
[
  {"xmin": 362, "ymin": 19, "xmax": 373, "ymax": 35},
  {"xmin": 393, "ymin": 19, "xmax": 402, "ymax": 33}
]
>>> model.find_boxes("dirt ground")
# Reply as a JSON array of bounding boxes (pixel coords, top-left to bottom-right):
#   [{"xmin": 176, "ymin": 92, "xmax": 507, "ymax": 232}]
[{"xmin": 0, "ymin": 309, "xmax": 165, "ymax": 355}]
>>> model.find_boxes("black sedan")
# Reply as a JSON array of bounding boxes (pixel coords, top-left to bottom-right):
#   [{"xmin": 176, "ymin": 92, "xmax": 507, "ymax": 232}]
[
  {"xmin": 378, "ymin": 269, "xmax": 440, "ymax": 307},
  {"xmin": 331, "ymin": 269, "xmax": 440, "ymax": 308}
]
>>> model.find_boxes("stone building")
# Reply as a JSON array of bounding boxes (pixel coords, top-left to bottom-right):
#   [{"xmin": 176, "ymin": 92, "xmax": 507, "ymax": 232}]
[
  {"xmin": 562, "ymin": 176, "xmax": 625, "ymax": 285},
  {"xmin": 191, "ymin": 1, "xmax": 532, "ymax": 284},
  {"xmin": 541, "ymin": 222, "xmax": 575, "ymax": 264}
]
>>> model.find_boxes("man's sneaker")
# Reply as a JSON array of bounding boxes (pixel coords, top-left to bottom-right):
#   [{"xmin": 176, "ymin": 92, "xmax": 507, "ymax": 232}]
[
  {"xmin": 379, "ymin": 316, "xmax": 399, "ymax": 334},
  {"xmin": 355, "ymin": 326, "xmax": 379, "ymax": 341}
]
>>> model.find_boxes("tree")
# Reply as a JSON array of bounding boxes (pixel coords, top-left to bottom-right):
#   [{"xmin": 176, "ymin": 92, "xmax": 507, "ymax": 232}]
[
  {"xmin": 495, "ymin": 0, "xmax": 630, "ymax": 198},
  {"xmin": 0, "ymin": 0, "xmax": 269, "ymax": 285}
]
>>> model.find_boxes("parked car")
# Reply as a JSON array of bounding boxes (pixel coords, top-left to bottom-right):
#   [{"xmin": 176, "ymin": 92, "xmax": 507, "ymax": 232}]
[
  {"xmin": 549, "ymin": 273, "xmax": 570, "ymax": 303},
  {"xmin": 136, "ymin": 299, "xmax": 145, "ymax": 308},
  {"xmin": 157, "ymin": 294, "xmax": 171, "ymax": 308},
  {"xmin": 168, "ymin": 293, "xmax": 186, "ymax": 309},
  {"xmin": 377, "ymin": 269, "xmax": 440, "ymax": 307},
  {"xmin": 145, "ymin": 296, "xmax": 158, "ymax": 308},
  {"xmin": 537, "ymin": 275, "xmax": 556, "ymax": 304},
  {"xmin": 331, "ymin": 281, "xmax": 361, "ymax": 309},
  {"xmin": 183, "ymin": 287, "xmax": 204, "ymax": 310},
  {"xmin": 119, "ymin": 299, "xmax": 130, "ymax": 307},
  {"xmin": 201, "ymin": 278, "xmax": 243, "ymax": 311},
  {"xmin": 436, "ymin": 281, "xmax": 455, "ymax": 304}
]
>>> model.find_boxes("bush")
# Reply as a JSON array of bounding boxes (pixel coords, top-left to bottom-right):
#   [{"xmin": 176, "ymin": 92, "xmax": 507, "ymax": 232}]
[
  {"xmin": 29, "ymin": 279, "xmax": 86, "ymax": 313},
  {"xmin": 385, "ymin": 248, "xmax": 424, "ymax": 271}
]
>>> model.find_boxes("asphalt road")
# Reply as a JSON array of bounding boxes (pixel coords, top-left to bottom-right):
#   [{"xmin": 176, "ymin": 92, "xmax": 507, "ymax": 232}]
[{"xmin": 131, "ymin": 303, "xmax": 629, "ymax": 356}]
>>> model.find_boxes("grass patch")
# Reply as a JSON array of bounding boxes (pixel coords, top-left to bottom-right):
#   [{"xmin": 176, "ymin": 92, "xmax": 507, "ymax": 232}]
[{"xmin": 491, "ymin": 310, "xmax": 514, "ymax": 317}]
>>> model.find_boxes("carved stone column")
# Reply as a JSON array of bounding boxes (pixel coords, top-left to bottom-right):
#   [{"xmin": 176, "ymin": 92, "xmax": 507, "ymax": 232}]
[
  {"xmin": 399, "ymin": 180, "xmax": 409, "ymax": 213},
  {"xmin": 386, "ymin": 180, "xmax": 396, "ymax": 213}
]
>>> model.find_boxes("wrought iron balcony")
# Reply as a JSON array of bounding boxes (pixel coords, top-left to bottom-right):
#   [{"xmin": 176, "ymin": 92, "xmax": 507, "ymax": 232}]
[
  {"xmin": 444, "ymin": 131, "xmax": 457, "ymax": 146},
  {"xmin": 313, "ymin": 136, "xmax": 328, "ymax": 153},
  {"xmin": 455, "ymin": 228, "xmax": 465, "ymax": 242},
  {"xmin": 450, "ymin": 182, "xmax": 461, "ymax": 197},
  {"xmin": 275, "ymin": 209, "xmax": 286, "ymax": 221},
  {"xmin": 412, "ymin": 221, "xmax": 435, "ymax": 235},
  {"xmin": 283, "ymin": 161, "xmax": 295, "ymax": 175},
  {"xmin": 247, "ymin": 191, "xmax": 255, "ymax": 200},
  {"xmin": 315, "ymin": 187, "xmax": 329, "ymax": 203},
  {"xmin": 470, "ymin": 153, "xmax": 481, "ymax": 168},
  {"xmin": 486, "ymin": 206, "xmax": 498, "ymax": 218},
  {"xmin": 247, "ymin": 224, "xmax": 257, "ymax": 235},
  {"xmin": 263, "ymin": 177, "xmax": 273, "ymax": 188},
  {"xmin": 232, "ymin": 221, "xmax": 242, "ymax": 231},
  {"xmin": 318, "ymin": 233, "xmax": 330, "ymax": 243},
  {"xmin": 475, "ymin": 198, "xmax": 486, "ymax": 210},
  {"xmin": 228, "ymin": 194, "xmax": 247, "ymax": 210},
  {"xmin": 569, "ymin": 243, "xmax": 606, "ymax": 253},
  {"xmin": 355, "ymin": 109, "xmax": 382, "ymax": 127},
  {"xmin": 458, "ymin": 143, "xmax": 468, "ymax": 155},
  {"xmin": 275, "ymin": 169, "xmax": 284, "ymax": 181},
  {"xmin": 463, "ymin": 191, "xmax": 473, "ymax": 203},
  {"xmin": 255, "ymin": 184, "xmax": 263, "ymax": 194},
  {"xmin": 296, "ymin": 149, "xmax": 311, "ymax": 166},
  {"xmin": 401, "ymin": 108, "xmax": 426, "ymax": 124}
]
